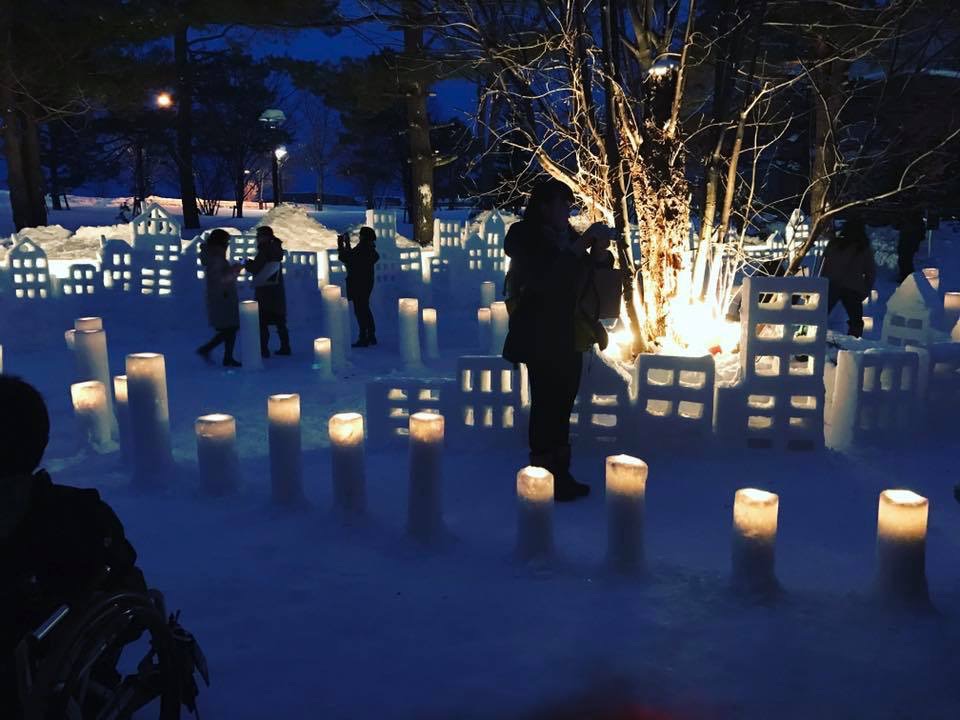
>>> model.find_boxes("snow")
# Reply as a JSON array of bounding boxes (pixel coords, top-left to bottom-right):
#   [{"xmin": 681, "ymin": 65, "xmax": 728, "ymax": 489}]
[
  {"xmin": 252, "ymin": 204, "xmax": 340, "ymax": 252},
  {"xmin": 2, "ymin": 196, "xmax": 960, "ymax": 717}
]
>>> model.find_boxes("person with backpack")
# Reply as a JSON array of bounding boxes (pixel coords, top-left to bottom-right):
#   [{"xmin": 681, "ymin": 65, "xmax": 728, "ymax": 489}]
[
  {"xmin": 338, "ymin": 226, "xmax": 380, "ymax": 347},
  {"xmin": 821, "ymin": 213, "xmax": 876, "ymax": 338},
  {"xmin": 196, "ymin": 228, "xmax": 243, "ymax": 367},
  {"xmin": 502, "ymin": 179, "xmax": 613, "ymax": 502},
  {"xmin": 245, "ymin": 225, "xmax": 291, "ymax": 357}
]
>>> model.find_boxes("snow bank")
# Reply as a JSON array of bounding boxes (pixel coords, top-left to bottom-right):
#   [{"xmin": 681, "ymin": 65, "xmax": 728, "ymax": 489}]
[{"xmin": 253, "ymin": 204, "xmax": 339, "ymax": 252}]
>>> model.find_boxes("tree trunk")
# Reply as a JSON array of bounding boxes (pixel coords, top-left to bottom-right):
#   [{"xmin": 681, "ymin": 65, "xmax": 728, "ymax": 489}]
[
  {"xmin": 174, "ymin": 21, "xmax": 200, "ymax": 229},
  {"xmin": 402, "ymin": 0, "xmax": 435, "ymax": 247},
  {"xmin": 47, "ymin": 126, "xmax": 62, "ymax": 211},
  {"xmin": 234, "ymin": 177, "xmax": 245, "ymax": 218},
  {"xmin": 4, "ymin": 98, "xmax": 48, "ymax": 231},
  {"xmin": 316, "ymin": 170, "xmax": 324, "ymax": 211}
]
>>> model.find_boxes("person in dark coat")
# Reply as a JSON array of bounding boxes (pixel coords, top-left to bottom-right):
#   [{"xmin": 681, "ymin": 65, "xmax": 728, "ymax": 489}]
[
  {"xmin": 897, "ymin": 209, "xmax": 925, "ymax": 283},
  {"xmin": 245, "ymin": 225, "xmax": 291, "ymax": 358},
  {"xmin": 502, "ymin": 180, "xmax": 613, "ymax": 502},
  {"xmin": 821, "ymin": 214, "xmax": 876, "ymax": 338},
  {"xmin": 1, "ymin": 377, "xmax": 146, "ymax": 710},
  {"xmin": 196, "ymin": 228, "xmax": 243, "ymax": 367},
  {"xmin": 338, "ymin": 226, "xmax": 380, "ymax": 347}
]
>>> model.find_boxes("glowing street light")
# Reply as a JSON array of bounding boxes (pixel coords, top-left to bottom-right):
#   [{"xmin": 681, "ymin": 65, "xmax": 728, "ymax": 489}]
[
  {"xmin": 274, "ymin": 145, "xmax": 288, "ymax": 161},
  {"xmin": 155, "ymin": 92, "xmax": 173, "ymax": 109}
]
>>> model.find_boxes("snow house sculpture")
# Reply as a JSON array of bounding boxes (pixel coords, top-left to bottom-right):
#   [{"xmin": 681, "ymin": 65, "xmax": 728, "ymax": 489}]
[
  {"xmin": 3, "ymin": 237, "xmax": 51, "ymax": 299},
  {"xmin": 455, "ymin": 356, "xmax": 528, "ymax": 446},
  {"xmin": 881, "ymin": 271, "xmax": 941, "ymax": 349}
]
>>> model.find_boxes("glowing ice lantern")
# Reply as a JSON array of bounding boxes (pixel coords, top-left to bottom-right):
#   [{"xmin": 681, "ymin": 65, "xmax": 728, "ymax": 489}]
[
  {"xmin": 516, "ymin": 466, "xmax": 554, "ymax": 560},
  {"xmin": 74, "ymin": 316, "xmax": 103, "ymax": 332},
  {"xmin": 71, "ymin": 381, "xmax": 113, "ymax": 452},
  {"xmin": 73, "ymin": 327, "xmax": 115, "ymax": 427},
  {"xmin": 64, "ymin": 329, "xmax": 76, "ymax": 351},
  {"xmin": 876, "ymin": 489, "xmax": 929, "ymax": 606},
  {"xmin": 313, "ymin": 337, "xmax": 334, "ymax": 379},
  {"xmin": 239, "ymin": 301, "xmax": 263, "ymax": 371},
  {"xmin": 268, "ymin": 394, "xmax": 304, "ymax": 505},
  {"xmin": 399, "ymin": 298, "xmax": 422, "ymax": 368},
  {"xmin": 321, "ymin": 285, "xmax": 345, "ymax": 370},
  {"xmin": 480, "ymin": 281, "xmax": 496, "ymax": 308},
  {"xmin": 407, "ymin": 413, "xmax": 444, "ymax": 542},
  {"xmin": 922, "ymin": 267, "xmax": 940, "ymax": 291},
  {"xmin": 606, "ymin": 455, "xmax": 648, "ymax": 571},
  {"xmin": 862, "ymin": 316, "xmax": 874, "ymax": 334},
  {"xmin": 422, "ymin": 308, "xmax": 439, "ymax": 360},
  {"xmin": 195, "ymin": 414, "xmax": 240, "ymax": 496},
  {"xmin": 113, "ymin": 375, "xmax": 132, "ymax": 466},
  {"xmin": 329, "ymin": 412, "xmax": 366, "ymax": 515},
  {"xmin": 340, "ymin": 297, "xmax": 351, "ymax": 359},
  {"xmin": 489, "ymin": 301, "xmax": 509, "ymax": 355},
  {"xmin": 944, "ymin": 292, "xmax": 960, "ymax": 327},
  {"xmin": 731, "ymin": 488, "xmax": 779, "ymax": 596},
  {"xmin": 125, "ymin": 353, "xmax": 172, "ymax": 484},
  {"xmin": 477, "ymin": 308, "xmax": 492, "ymax": 351}
]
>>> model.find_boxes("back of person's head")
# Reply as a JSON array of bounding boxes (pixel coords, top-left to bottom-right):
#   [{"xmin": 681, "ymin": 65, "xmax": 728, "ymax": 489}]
[
  {"xmin": 0, "ymin": 376, "xmax": 50, "ymax": 478},
  {"xmin": 524, "ymin": 179, "xmax": 575, "ymax": 226},
  {"xmin": 208, "ymin": 228, "xmax": 230, "ymax": 248},
  {"xmin": 358, "ymin": 226, "xmax": 376, "ymax": 245},
  {"xmin": 838, "ymin": 213, "xmax": 869, "ymax": 249},
  {"xmin": 256, "ymin": 225, "xmax": 274, "ymax": 242}
]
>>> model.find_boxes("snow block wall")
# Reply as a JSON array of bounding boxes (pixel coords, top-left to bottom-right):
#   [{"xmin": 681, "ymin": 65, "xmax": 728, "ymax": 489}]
[
  {"xmin": 452, "ymin": 356, "xmax": 528, "ymax": 448},
  {"xmin": 715, "ymin": 275, "xmax": 828, "ymax": 450},
  {"xmin": 100, "ymin": 239, "xmax": 135, "ymax": 292},
  {"xmin": 635, "ymin": 353, "xmax": 715, "ymax": 445},
  {"xmin": 131, "ymin": 203, "xmax": 179, "ymax": 253},
  {"xmin": 881, "ymin": 272, "xmax": 941, "ymax": 348},
  {"xmin": 365, "ymin": 378, "xmax": 456, "ymax": 450},
  {"xmin": 571, "ymin": 351, "xmax": 638, "ymax": 450},
  {"xmin": 3, "ymin": 238, "xmax": 51, "ymax": 299}
]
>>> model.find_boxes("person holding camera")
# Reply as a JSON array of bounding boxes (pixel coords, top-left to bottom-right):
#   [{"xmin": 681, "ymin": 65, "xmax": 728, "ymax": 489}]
[{"xmin": 338, "ymin": 226, "xmax": 380, "ymax": 347}]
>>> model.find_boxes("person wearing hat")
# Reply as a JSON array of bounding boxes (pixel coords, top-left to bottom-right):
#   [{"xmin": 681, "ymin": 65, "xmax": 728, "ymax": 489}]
[{"xmin": 196, "ymin": 228, "xmax": 244, "ymax": 367}]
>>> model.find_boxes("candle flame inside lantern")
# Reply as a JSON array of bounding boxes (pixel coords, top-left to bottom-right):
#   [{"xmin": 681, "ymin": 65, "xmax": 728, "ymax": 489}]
[
  {"xmin": 477, "ymin": 308, "xmax": 491, "ymax": 323},
  {"xmin": 409, "ymin": 412, "xmax": 443, "ymax": 443},
  {"xmin": 314, "ymin": 337, "xmax": 331, "ymax": 355},
  {"xmin": 195, "ymin": 413, "xmax": 236, "ymax": 439},
  {"xmin": 268, "ymin": 393, "xmax": 301, "ymax": 425},
  {"xmin": 517, "ymin": 466, "xmax": 554, "ymax": 503},
  {"xmin": 322, "ymin": 285, "xmax": 341, "ymax": 301},
  {"xmin": 606, "ymin": 454, "xmax": 649, "ymax": 497},
  {"xmin": 422, "ymin": 308, "xmax": 437, "ymax": 324},
  {"xmin": 329, "ymin": 412, "xmax": 364, "ymax": 447},
  {"xmin": 399, "ymin": 297, "xmax": 419, "ymax": 314},
  {"xmin": 733, "ymin": 488, "xmax": 779, "ymax": 540},
  {"xmin": 877, "ymin": 489, "xmax": 928, "ymax": 542},
  {"xmin": 71, "ymin": 380, "xmax": 107, "ymax": 411}
]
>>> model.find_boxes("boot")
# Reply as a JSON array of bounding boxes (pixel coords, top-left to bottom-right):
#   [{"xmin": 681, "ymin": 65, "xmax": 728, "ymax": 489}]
[
  {"xmin": 552, "ymin": 446, "xmax": 590, "ymax": 502},
  {"xmin": 276, "ymin": 326, "xmax": 292, "ymax": 356},
  {"xmin": 223, "ymin": 358, "xmax": 242, "ymax": 368},
  {"xmin": 196, "ymin": 345, "xmax": 214, "ymax": 365},
  {"xmin": 367, "ymin": 332, "xmax": 378, "ymax": 346},
  {"xmin": 352, "ymin": 333, "xmax": 370, "ymax": 348}
]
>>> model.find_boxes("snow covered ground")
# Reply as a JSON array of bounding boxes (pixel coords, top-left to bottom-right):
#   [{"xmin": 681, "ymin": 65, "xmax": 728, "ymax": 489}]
[{"xmin": 2, "ymin": 197, "xmax": 960, "ymax": 718}]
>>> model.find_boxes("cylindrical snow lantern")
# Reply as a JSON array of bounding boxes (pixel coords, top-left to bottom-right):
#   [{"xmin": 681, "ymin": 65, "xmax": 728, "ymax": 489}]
[
  {"xmin": 863, "ymin": 316, "xmax": 875, "ymax": 334},
  {"xmin": 239, "ymin": 300, "xmax": 263, "ymax": 371},
  {"xmin": 606, "ymin": 454, "xmax": 648, "ymax": 572},
  {"xmin": 71, "ymin": 381, "xmax": 113, "ymax": 452},
  {"xmin": 313, "ymin": 337, "xmax": 334, "ymax": 379},
  {"xmin": 329, "ymin": 412, "xmax": 366, "ymax": 515},
  {"xmin": 322, "ymin": 285, "xmax": 345, "ymax": 370},
  {"xmin": 731, "ymin": 488, "xmax": 779, "ymax": 596},
  {"xmin": 195, "ymin": 413, "xmax": 240, "ymax": 496},
  {"xmin": 944, "ymin": 292, "xmax": 960, "ymax": 327},
  {"xmin": 340, "ymin": 297, "xmax": 351, "ymax": 359},
  {"xmin": 489, "ymin": 301, "xmax": 509, "ymax": 355},
  {"xmin": 113, "ymin": 374, "xmax": 132, "ymax": 466},
  {"xmin": 480, "ymin": 281, "xmax": 496, "ymax": 308},
  {"xmin": 516, "ymin": 466, "xmax": 554, "ymax": 561},
  {"xmin": 268, "ymin": 393, "xmax": 304, "ymax": 505},
  {"xmin": 422, "ymin": 308, "xmax": 439, "ymax": 360},
  {"xmin": 74, "ymin": 328, "xmax": 115, "ymax": 421},
  {"xmin": 126, "ymin": 353, "xmax": 173, "ymax": 484},
  {"xmin": 477, "ymin": 308, "xmax": 492, "ymax": 352},
  {"xmin": 408, "ymin": 412, "xmax": 444, "ymax": 542},
  {"xmin": 876, "ymin": 489, "xmax": 929, "ymax": 606},
  {"xmin": 922, "ymin": 267, "xmax": 940, "ymax": 291},
  {"xmin": 74, "ymin": 316, "xmax": 103, "ymax": 332},
  {"xmin": 64, "ymin": 329, "xmax": 76, "ymax": 351},
  {"xmin": 398, "ymin": 298, "xmax": 422, "ymax": 367}
]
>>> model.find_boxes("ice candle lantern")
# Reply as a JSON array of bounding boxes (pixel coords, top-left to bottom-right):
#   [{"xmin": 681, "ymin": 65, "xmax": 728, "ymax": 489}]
[
  {"xmin": 606, "ymin": 454, "xmax": 648, "ymax": 571},
  {"xmin": 239, "ymin": 300, "xmax": 263, "ymax": 370},
  {"xmin": 313, "ymin": 338, "xmax": 334, "ymax": 379},
  {"xmin": 477, "ymin": 308, "xmax": 492, "ymax": 351},
  {"xmin": 399, "ymin": 298, "xmax": 422, "ymax": 367},
  {"xmin": 321, "ymin": 285, "xmax": 345, "ymax": 370},
  {"xmin": 329, "ymin": 412, "xmax": 366, "ymax": 515},
  {"xmin": 125, "ymin": 353, "xmax": 173, "ymax": 484},
  {"xmin": 480, "ymin": 280, "xmax": 496, "ymax": 308},
  {"xmin": 113, "ymin": 375, "xmax": 132, "ymax": 465},
  {"xmin": 64, "ymin": 329, "xmax": 76, "ymax": 351},
  {"xmin": 407, "ymin": 413, "xmax": 444, "ymax": 541},
  {"xmin": 489, "ymin": 301, "xmax": 509, "ymax": 355},
  {"xmin": 195, "ymin": 414, "xmax": 240, "ymax": 496},
  {"xmin": 922, "ymin": 267, "xmax": 940, "ymax": 291},
  {"xmin": 422, "ymin": 308, "xmax": 439, "ymax": 360},
  {"xmin": 75, "ymin": 316, "xmax": 103, "ymax": 332},
  {"xmin": 516, "ymin": 466, "xmax": 554, "ymax": 561},
  {"xmin": 74, "ymin": 321, "xmax": 115, "ymax": 415},
  {"xmin": 71, "ymin": 381, "xmax": 113, "ymax": 452},
  {"xmin": 731, "ymin": 488, "xmax": 779, "ymax": 596},
  {"xmin": 340, "ymin": 297, "xmax": 351, "ymax": 359},
  {"xmin": 944, "ymin": 292, "xmax": 960, "ymax": 326},
  {"xmin": 268, "ymin": 394, "xmax": 304, "ymax": 505},
  {"xmin": 876, "ymin": 489, "xmax": 929, "ymax": 606}
]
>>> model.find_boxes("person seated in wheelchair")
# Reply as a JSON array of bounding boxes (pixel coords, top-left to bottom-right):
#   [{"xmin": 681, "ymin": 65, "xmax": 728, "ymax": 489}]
[{"xmin": 0, "ymin": 376, "xmax": 147, "ymax": 710}]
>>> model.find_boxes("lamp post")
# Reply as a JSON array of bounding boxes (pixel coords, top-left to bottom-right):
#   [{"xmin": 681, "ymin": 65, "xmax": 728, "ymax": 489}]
[
  {"xmin": 259, "ymin": 109, "xmax": 287, "ymax": 207},
  {"xmin": 133, "ymin": 92, "xmax": 175, "ymax": 217}
]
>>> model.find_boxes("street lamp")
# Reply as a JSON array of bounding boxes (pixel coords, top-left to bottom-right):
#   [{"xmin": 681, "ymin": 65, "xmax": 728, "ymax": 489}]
[
  {"xmin": 155, "ymin": 92, "xmax": 173, "ymax": 109},
  {"xmin": 259, "ymin": 108, "xmax": 287, "ymax": 207}
]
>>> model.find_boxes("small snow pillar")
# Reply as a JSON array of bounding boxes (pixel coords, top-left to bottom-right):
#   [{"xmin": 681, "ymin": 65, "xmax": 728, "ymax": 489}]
[
  {"xmin": 407, "ymin": 412, "xmax": 444, "ymax": 542},
  {"xmin": 480, "ymin": 280, "xmax": 496, "ymax": 308},
  {"xmin": 195, "ymin": 414, "xmax": 240, "ymax": 496},
  {"xmin": 876, "ymin": 489, "xmax": 930, "ymax": 607},
  {"xmin": 731, "ymin": 488, "xmax": 779, "ymax": 596},
  {"xmin": 398, "ymin": 298, "xmax": 422, "ymax": 367},
  {"xmin": 422, "ymin": 308, "xmax": 439, "ymax": 360},
  {"xmin": 944, "ymin": 292, "xmax": 960, "ymax": 327},
  {"xmin": 71, "ymin": 381, "xmax": 112, "ymax": 452},
  {"xmin": 322, "ymin": 285, "xmax": 345, "ymax": 369},
  {"xmin": 239, "ymin": 301, "xmax": 264, "ymax": 371},
  {"xmin": 329, "ymin": 412, "xmax": 366, "ymax": 515},
  {"xmin": 268, "ymin": 394, "xmax": 304, "ymax": 505},
  {"xmin": 73, "ymin": 326, "xmax": 115, "ymax": 416},
  {"xmin": 606, "ymin": 454, "xmax": 648, "ymax": 572},
  {"xmin": 516, "ymin": 466, "xmax": 554, "ymax": 561},
  {"xmin": 113, "ymin": 374, "xmax": 132, "ymax": 466},
  {"xmin": 340, "ymin": 297, "xmax": 351, "ymax": 359},
  {"xmin": 477, "ymin": 308, "xmax": 491, "ymax": 351},
  {"xmin": 75, "ymin": 316, "xmax": 102, "ymax": 332},
  {"xmin": 420, "ymin": 251, "xmax": 434, "ymax": 284},
  {"xmin": 489, "ymin": 301, "xmax": 509, "ymax": 355},
  {"xmin": 64, "ymin": 329, "xmax": 76, "ymax": 351},
  {"xmin": 313, "ymin": 337, "xmax": 334, "ymax": 379},
  {"xmin": 126, "ymin": 353, "xmax": 173, "ymax": 484}
]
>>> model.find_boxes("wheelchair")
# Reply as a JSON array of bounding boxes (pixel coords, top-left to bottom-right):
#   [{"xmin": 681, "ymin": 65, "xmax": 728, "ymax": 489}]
[{"xmin": 15, "ymin": 589, "xmax": 208, "ymax": 719}]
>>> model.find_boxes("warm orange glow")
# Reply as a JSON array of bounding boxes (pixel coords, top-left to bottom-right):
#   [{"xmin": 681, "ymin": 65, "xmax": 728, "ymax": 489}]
[{"xmin": 155, "ymin": 92, "xmax": 173, "ymax": 108}]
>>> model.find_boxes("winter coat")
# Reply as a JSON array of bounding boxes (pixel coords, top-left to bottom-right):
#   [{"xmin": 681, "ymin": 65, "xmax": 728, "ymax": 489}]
[
  {"xmin": 821, "ymin": 240, "xmax": 876, "ymax": 297},
  {"xmin": 502, "ymin": 220, "xmax": 600, "ymax": 365},
  {"xmin": 245, "ymin": 237, "xmax": 286, "ymax": 316},
  {"xmin": 201, "ymin": 243, "xmax": 240, "ymax": 330},
  {"xmin": 340, "ymin": 239, "xmax": 380, "ymax": 300}
]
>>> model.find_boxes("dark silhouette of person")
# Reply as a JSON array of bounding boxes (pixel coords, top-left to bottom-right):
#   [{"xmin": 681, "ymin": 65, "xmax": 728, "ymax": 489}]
[
  {"xmin": 338, "ymin": 226, "xmax": 380, "ymax": 347},
  {"xmin": 821, "ymin": 214, "xmax": 876, "ymax": 338},
  {"xmin": 502, "ymin": 179, "xmax": 612, "ymax": 501},
  {"xmin": 0, "ymin": 376, "xmax": 146, "ymax": 709},
  {"xmin": 897, "ymin": 209, "xmax": 925, "ymax": 283},
  {"xmin": 196, "ymin": 228, "xmax": 243, "ymax": 367},
  {"xmin": 245, "ymin": 225, "xmax": 291, "ymax": 358}
]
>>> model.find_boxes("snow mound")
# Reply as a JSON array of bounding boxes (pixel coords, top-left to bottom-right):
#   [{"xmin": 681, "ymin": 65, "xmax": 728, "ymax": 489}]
[
  {"xmin": 14, "ymin": 222, "xmax": 131, "ymax": 262},
  {"xmin": 253, "ymin": 204, "xmax": 338, "ymax": 252}
]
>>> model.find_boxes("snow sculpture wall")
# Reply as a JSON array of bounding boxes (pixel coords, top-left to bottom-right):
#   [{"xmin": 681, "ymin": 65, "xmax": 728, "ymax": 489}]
[
  {"xmin": 228, "ymin": 233, "xmax": 259, "ymax": 287},
  {"xmin": 635, "ymin": 353, "xmax": 715, "ymax": 444},
  {"xmin": 365, "ymin": 377, "xmax": 456, "ymax": 449},
  {"xmin": 434, "ymin": 219, "xmax": 463, "ymax": 252},
  {"xmin": 464, "ymin": 232, "xmax": 485, "ymax": 273},
  {"xmin": 59, "ymin": 263, "xmax": 99, "ymax": 297},
  {"xmin": 927, "ymin": 342, "xmax": 960, "ymax": 416},
  {"xmin": 5, "ymin": 238, "xmax": 51, "ymax": 299},
  {"xmin": 318, "ymin": 247, "xmax": 346, "ymax": 289},
  {"xmin": 131, "ymin": 203, "xmax": 180, "ymax": 252},
  {"xmin": 284, "ymin": 250, "xmax": 320, "ymax": 292},
  {"xmin": 881, "ymin": 272, "xmax": 940, "ymax": 348},
  {"xmin": 452, "ymin": 356, "xmax": 528, "ymax": 447},
  {"xmin": 100, "ymin": 239, "xmax": 135, "ymax": 292},
  {"xmin": 827, "ymin": 349, "xmax": 919, "ymax": 450},
  {"xmin": 571, "ymin": 351, "xmax": 639, "ymax": 450},
  {"xmin": 481, "ymin": 211, "xmax": 507, "ymax": 274},
  {"xmin": 715, "ymin": 275, "xmax": 828, "ymax": 450}
]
